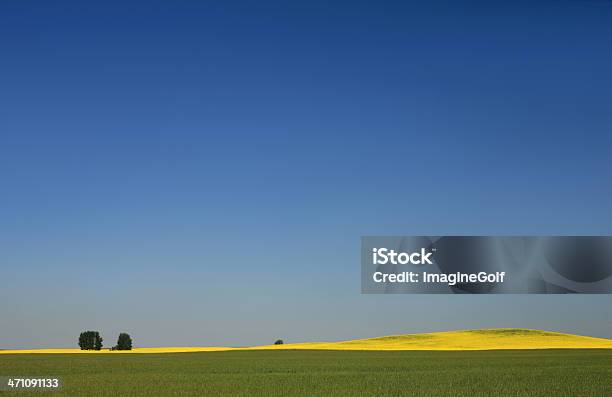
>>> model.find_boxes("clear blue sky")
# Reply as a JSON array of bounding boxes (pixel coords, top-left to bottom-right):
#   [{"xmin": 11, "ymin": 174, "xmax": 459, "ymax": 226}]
[{"xmin": 1, "ymin": 0, "xmax": 611, "ymax": 348}]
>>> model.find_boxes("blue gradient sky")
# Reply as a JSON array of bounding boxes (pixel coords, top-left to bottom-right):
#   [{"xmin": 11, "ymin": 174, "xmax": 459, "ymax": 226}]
[{"xmin": 1, "ymin": 0, "xmax": 611, "ymax": 348}]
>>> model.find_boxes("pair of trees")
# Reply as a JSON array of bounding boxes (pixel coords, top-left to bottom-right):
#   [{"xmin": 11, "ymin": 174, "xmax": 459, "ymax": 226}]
[{"xmin": 78, "ymin": 331, "xmax": 132, "ymax": 350}]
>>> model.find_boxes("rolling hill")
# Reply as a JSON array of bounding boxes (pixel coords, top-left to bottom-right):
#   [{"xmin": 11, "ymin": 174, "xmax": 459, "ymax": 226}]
[{"xmin": 252, "ymin": 329, "xmax": 612, "ymax": 351}]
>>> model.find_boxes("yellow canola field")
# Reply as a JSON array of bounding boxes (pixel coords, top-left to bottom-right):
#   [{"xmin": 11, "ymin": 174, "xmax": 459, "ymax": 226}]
[
  {"xmin": 249, "ymin": 329, "xmax": 612, "ymax": 351},
  {"xmin": 2, "ymin": 329, "xmax": 611, "ymax": 354},
  {"xmin": 0, "ymin": 347, "xmax": 231, "ymax": 354}
]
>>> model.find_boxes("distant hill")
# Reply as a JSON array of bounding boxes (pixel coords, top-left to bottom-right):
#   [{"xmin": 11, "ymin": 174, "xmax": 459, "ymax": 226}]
[
  {"xmin": 2, "ymin": 329, "xmax": 611, "ymax": 354},
  {"xmin": 253, "ymin": 329, "xmax": 612, "ymax": 351}
]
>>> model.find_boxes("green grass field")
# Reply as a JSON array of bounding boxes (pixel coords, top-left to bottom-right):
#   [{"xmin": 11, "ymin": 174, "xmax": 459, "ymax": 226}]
[{"xmin": 1, "ymin": 350, "xmax": 611, "ymax": 396}]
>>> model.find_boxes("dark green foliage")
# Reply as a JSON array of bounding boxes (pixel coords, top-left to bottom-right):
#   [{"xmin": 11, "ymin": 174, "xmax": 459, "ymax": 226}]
[
  {"xmin": 78, "ymin": 331, "xmax": 103, "ymax": 350},
  {"xmin": 94, "ymin": 335, "xmax": 103, "ymax": 351},
  {"xmin": 116, "ymin": 333, "xmax": 133, "ymax": 350},
  {"xmin": 274, "ymin": 339, "xmax": 284, "ymax": 345},
  {"xmin": 78, "ymin": 332, "xmax": 89, "ymax": 350}
]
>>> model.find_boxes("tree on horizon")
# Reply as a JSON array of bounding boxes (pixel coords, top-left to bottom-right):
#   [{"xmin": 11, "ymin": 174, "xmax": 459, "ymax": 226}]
[
  {"xmin": 78, "ymin": 331, "xmax": 103, "ymax": 350},
  {"xmin": 116, "ymin": 333, "xmax": 133, "ymax": 350}
]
